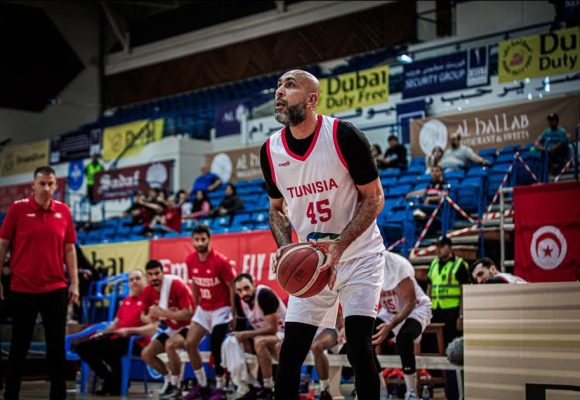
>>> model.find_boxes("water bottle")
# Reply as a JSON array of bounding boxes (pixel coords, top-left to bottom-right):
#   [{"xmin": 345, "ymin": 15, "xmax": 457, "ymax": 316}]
[
  {"xmin": 421, "ymin": 385, "xmax": 431, "ymax": 400},
  {"xmin": 75, "ymin": 370, "xmax": 82, "ymax": 393}
]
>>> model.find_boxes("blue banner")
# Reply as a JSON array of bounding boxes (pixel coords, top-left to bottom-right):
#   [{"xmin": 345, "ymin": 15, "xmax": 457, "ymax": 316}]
[
  {"xmin": 67, "ymin": 160, "xmax": 84, "ymax": 191},
  {"xmin": 403, "ymin": 47, "xmax": 489, "ymax": 99},
  {"xmin": 215, "ymin": 101, "xmax": 250, "ymax": 138},
  {"xmin": 396, "ymin": 99, "xmax": 426, "ymax": 144}
]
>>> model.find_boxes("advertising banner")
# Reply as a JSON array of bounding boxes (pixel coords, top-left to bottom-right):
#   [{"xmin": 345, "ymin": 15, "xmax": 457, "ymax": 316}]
[
  {"xmin": 0, "ymin": 140, "xmax": 49, "ymax": 178},
  {"xmin": 318, "ymin": 65, "xmax": 389, "ymax": 115},
  {"xmin": 92, "ymin": 160, "xmax": 174, "ymax": 201},
  {"xmin": 0, "ymin": 178, "xmax": 66, "ymax": 212},
  {"xmin": 403, "ymin": 47, "xmax": 489, "ymax": 98},
  {"xmin": 50, "ymin": 128, "xmax": 102, "ymax": 164},
  {"xmin": 102, "ymin": 119, "xmax": 164, "ymax": 161},
  {"xmin": 514, "ymin": 182, "xmax": 580, "ymax": 282},
  {"xmin": 215, "ymin": 101, "xmax": 250, "ymax": 137},
  {"xmin": 81, "ymin": 240, "xmax": 150, "ymax": 277},
  {"xmin": 207, "ymin": 146, "xmax": 262, "ymax": 183},
  {"xmin": 149, "ymin": 230, "xmax": 292, "ymax": 301},
  {"xmin": 499, "ymin": 27, "xmax": 580, "ymax": 83},
  {"xmin": 410, "ymin": 95, "xmax": 580, "ymax": 156}
]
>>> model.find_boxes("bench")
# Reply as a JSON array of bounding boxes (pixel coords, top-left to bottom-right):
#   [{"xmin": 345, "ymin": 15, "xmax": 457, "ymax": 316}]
[{"xmin": 159, "ymin": 351, "xmax": 463, "ymax": 399}]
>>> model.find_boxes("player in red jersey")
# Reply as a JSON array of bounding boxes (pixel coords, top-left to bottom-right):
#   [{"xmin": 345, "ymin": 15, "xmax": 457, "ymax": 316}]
[
  {"xmin": 140, "ymin": 260, "xmax": 195, "ymax": 399},
  {"xmin": 183, "ymin": 225, "xmax": 237, "ymax": 400}
]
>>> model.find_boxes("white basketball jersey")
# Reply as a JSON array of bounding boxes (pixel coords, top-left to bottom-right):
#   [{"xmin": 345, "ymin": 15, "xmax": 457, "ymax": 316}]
[
  {"xmin": 496, "ymin": 272, "xmax": 527, "ymax": 284},
  {"xmin": 239, "ymin": 285, "xmax": 286, "ymax": 332},
  {"xmin": 266, "ymin": 115, "xmax": 384, "ymax": 261},
  {"xmin": 378, "ymin": 252, "xmax": 432, "ymax": 332}
]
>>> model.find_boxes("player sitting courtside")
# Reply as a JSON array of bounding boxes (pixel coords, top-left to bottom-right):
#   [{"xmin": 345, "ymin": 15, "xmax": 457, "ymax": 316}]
[
  {"xmin": 231, "ymin": 273, "xmax": 286, "ymax": 400},
  {"xmin": 140, "ymin": 260, "xmax": 195, "ymax": 399},
  {"xmin": 372, "ymin": 252, "xmax": 432, "ymax": 400},
  {"xmin": 470, "ymin": 257, "xmax": 527, "ymax": 284}
]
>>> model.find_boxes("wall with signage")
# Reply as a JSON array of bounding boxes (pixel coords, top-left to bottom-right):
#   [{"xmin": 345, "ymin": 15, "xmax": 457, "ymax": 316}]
[{"xmin": 0, "ymin": 140, "xmax": 49, "ymax": 178}]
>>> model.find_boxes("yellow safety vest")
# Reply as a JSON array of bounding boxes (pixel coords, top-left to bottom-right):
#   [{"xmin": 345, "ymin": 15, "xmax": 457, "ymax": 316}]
[
  {"xmin": 86, "ymin": 162, "xmax": 103, "ymax": 186},
  {"xmin": 428, "ymin": 257, "xmax": 465, "ymax": 310}
]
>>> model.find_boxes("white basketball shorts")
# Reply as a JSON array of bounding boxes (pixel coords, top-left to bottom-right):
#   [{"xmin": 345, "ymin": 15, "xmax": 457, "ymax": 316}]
[{"xmin": 192, "ymin": 305, "xmax": 233, "ymax": 332}]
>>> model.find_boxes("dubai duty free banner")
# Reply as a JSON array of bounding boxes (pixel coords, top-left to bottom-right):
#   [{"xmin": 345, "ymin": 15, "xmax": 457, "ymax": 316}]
[
  {"xmin": 499, "ymin": 26, "xmax": 580, "ymax": 83},
  {"xmin": 102, "ymin": 118, "xmax": 164, "ymax": 161},
  {"xmin": 318, "ymin": 65, "xmax": 389, "ymax": 115},
  {"xmin": 409, "ymin": 95, "xmax": 580, "ymax": 157}
]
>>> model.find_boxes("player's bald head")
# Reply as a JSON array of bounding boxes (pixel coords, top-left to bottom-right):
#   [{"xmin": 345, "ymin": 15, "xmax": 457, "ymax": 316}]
[{"xmin": 280, "ymin": 69, "xmax": 320, "ymax": 95}]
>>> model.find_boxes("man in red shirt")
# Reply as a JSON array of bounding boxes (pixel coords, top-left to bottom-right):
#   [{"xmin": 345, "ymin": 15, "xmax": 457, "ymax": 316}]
[
  {"xmin": 0, "ymin": 166, "xmax": 79, "ymax": 400},
  {"xmin": 183, "ymin": 225, "xmax": 236, "ymax": 400},
  {"xmin": 140, "ymin": 260, "xmax": 195, "ymax": 399},
  {"xmin": 75, "ymin": 270, "xmax": 156, "ymax": 395}
]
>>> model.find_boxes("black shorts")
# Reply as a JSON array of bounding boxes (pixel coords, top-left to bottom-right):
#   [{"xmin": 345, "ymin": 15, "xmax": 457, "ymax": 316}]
[{"xmin": 155, "ymin": 327, "xmax": 189, "ymax": 346}]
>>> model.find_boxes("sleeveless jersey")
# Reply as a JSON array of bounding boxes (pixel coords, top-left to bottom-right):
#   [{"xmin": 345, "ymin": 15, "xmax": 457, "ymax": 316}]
[
  {"xmin": 239, "ymin": 285, "xmax": 286, "ymax": 332},
  {"xmin": 496, "ymin": 272, "xmax": 527, "ymax": 284},
  {"xmin": 266, "ymin": 115, "xmax": 384, "ymax": 261},
  {"xmin": 378, "ymin": 252, "xmax": 432, "ymax": 330}
]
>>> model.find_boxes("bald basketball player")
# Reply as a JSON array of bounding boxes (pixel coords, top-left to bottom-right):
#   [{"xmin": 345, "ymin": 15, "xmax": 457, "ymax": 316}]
[{"xmin": 260, "ymin": 69, "xmax": 385, "ymax": 400}]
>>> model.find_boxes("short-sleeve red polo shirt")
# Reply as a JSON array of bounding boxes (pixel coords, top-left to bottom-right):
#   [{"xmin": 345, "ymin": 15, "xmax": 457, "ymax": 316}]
[{"xmin": 0, "ymin": 196, "xmax": 77, "ymax": 293}]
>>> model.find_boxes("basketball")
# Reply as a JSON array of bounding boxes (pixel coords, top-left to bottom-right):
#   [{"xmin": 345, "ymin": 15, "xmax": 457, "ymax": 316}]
[{"xmin": 275, "ymin": 243, "xmax": 330, "ymax": 298}]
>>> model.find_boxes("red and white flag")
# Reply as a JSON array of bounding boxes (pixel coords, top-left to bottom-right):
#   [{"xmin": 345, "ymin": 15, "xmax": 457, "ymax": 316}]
[{"xmin": 514, "ymin": 182, "xmax": 580, "ymax": 282}]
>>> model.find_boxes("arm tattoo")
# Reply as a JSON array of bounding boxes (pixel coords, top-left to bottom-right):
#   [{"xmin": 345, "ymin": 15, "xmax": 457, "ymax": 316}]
[
  {"xmin": 338, "ymin": 191, "xmax": 383, "ymax": 252},
  {"xmin": 269, "ymin": 207, "xmax": 292, "ymax": 247}
]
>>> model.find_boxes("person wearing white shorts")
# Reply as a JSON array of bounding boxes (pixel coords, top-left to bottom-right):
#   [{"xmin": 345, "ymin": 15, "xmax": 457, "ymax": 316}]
[
  {"xmin": 372, "ymin": 252, "xmax": 432, "ymax": 400},
  {"xmin": 183, "ymin": 225, "xmax": 237, "ymax": 400},
  {"xmin": 260, "ymin": 69, "xmax": 386, "ymax": 399}
]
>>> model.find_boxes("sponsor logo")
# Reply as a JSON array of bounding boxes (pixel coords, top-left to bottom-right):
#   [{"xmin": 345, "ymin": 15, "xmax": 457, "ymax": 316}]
[
  {"xmin": 26, "ymin": 213, "xmax": 35, "ymax": 217},
  {"xmin": 278, "ymin": 161, "xmax": 290, "ymax": 167},
  {"xmin": 306, "ymin": 232, "xmax": 340, "ymax": 241},
  {"xmin": 501, "ymin": 38, "xmax": 533, "ymax": 76},
  {"xmin": 530, "ymin": 225, "xmax": 567, "ymax": 270}
]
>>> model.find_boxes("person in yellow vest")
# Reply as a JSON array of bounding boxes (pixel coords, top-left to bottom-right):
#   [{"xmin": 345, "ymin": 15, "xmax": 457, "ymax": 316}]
[
  {"xmin": 85, "ymin": 154, "xmax": 103, "ymax": 204},
  {"xmin": 426, "ymin": 236, "xmax": 469, "ymax": 347}
]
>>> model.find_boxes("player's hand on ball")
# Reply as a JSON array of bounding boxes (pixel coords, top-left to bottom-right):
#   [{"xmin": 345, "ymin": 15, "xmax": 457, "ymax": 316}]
[
  {"xmin": 371, "ymin": 322, "xmax": 392, "ymax": 345},
  {"xmin": 312, "ymin": 240, "xmax": 343, "ymax": 290},
  {"xmin": 273, "ymin": 243, "xmax": 295, "ymax": 273}
]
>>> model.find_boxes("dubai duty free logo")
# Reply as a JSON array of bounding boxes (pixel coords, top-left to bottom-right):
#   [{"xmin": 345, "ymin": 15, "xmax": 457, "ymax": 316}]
[
  {"xmin": 502, "ymin": 38, "xmax": 533, "ymax": 77},
  {"xmin": 530, "ymin": 225, "xmax": 567, "ymax": 270}
]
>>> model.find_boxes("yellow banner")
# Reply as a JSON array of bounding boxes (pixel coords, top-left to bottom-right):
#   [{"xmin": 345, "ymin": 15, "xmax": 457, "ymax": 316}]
[
  {"xmin": 81, "ymin": 240, "xmax": 150, "ymax": 276},
  {"xmin": 0, "ymin": 140, "xmax": 49, "ymax": 178},
  {"xmin": 499, "ymin": 27, "xmax": 580, "ymax": 83},
  {"xmin": 318, "ymin": 65, "xmax": 389, "ymax": 115},
  {"xmin": 102, "ymin": 119, "xmax": 164, "ymax": 161}
]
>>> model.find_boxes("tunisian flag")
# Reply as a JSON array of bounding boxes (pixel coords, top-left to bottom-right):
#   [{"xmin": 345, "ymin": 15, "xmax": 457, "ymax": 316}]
[{"xmin": 514, "ymin": 182, "xmax": 580, "ymax": 282}]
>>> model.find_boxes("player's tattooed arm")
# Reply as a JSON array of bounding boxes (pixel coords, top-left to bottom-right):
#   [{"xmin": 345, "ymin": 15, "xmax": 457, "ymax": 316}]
[
  {"xmin": 269, "ymin": 197, "xmax": 292, "ymax": 247},
  {"xmin": 338, "ymin": 177, "xmax": 384, "ymax": 253}
]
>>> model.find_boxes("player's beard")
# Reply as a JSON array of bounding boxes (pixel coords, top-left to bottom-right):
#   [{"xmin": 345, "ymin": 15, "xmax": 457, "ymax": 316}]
[
  {"xmin": 275, "ymin": 100, "xmax": 307, "ymax": 126},
  {"xmin": 242, "ymin": 293, "xmax": 255, "ymax": 304},
  {"xmin": 195, "ymin": 244, "xmax": 209, "ymax": 254}
]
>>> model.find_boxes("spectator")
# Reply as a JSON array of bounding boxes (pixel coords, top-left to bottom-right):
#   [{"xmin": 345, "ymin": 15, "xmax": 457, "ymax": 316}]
[
  {"xmin": 426, "ymin": 236, "xmax": 469, "ymax": 347},
  {"xmin": 210, "ymin": 183, "xmax": 244, "ymax": 221},
  {"xmin": 534, "ymin": 113, "xmax": 570, "ymax": 175},
  {"xmin": 425, "ymin": 146, "xmax": 444, "ymax": 174},
  {"xmin": 406, "ymin": 165, "xmax": 448, "ymax": 204},
  {"xmin": 184, "ymin": 190, "xmax": 212, "ymax": 220},
  {"xmin": 176, "ymin": 190, "xmax": 192, "ymax": 216},
  {"xmin": 228, "ymin": 273, "xmax": 286, "ymax": 400},
  {"xmin": 190, "ymin": 166, "xmax": 222, "ymax": 199},
  {"xmin": 75, "ymin": 270, "xmax": 156, "ymax": 395},
  {"xmin": 140, "ymin": 260, "xmax": 195, "ymax": 399},
  {"xmin": 146, "ymin": 196, "xmax": 182, "ymax": 235},
  {"xmin": 118, "ymin": 192, "xmax": 147, "ymax": 226},
  {"xmin": 85, "ymin": 154, "xmax": 103, "ymax": 204},
  {"xmin": 440, "ymin": 133, "xmax": 491, "ymax": 172},
  {"xmin": 371, "ymin": 144, "xmax": 384, "ymax": 170},
  {"xmin": 377, "ymin": 135, "xmax": 408, "ymax": 170},
  {"xmin": 470, "ymin": 257, "xmax": 527, "ymax": 284}
]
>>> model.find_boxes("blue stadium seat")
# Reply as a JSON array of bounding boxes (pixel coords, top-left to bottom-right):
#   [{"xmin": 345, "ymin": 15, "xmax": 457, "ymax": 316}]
[
  {"xmin": 467, "ymin": 166, "xmax": 488, "ymax": 177},
  {"xmin": 410, "ymin": 157, "xmax": 426, "ymax": 166},
  {"xmin": 515, "ymin": 151, "xmax": 542, "ymax": 186},
  {"xmin": 386, "ymin": 185, "xmax": 412, "ymax": 198},
  {"xmin": 457, "ymin": 182, "xmax": 482, "ymax": 213},
  {"xmin": 379, "ymin": 169, "xmax": 399, "ymax": 178},
  {"xmin": 417, "ymin": 174, "xmax": 433, "ymax": 183},
  {"xmin": 406, "ymin": 165, "xmax": 425, "ymax": 175},
  {"xmin": 444, "ymin": 170, "xmax": 465, "ymax": 180},
  {"xmin": 413, "ymin": 182, "xmax": 429, "ymax": 191},
  {"xmin": 478, "ymin": 148, "xmax": 497, "ymax": 158},
  {"xmin": 499, "ymin": 144, "xmax": 521, "ymax": 154},
  {"xmin": 380, "ymin": 177, "xmax": 398, "ymax": 186},
  {"xmin": 398, "ymin": 175, "xmax": 417, "ymax": 185},
  {"xmin": 495, "ymin": 153, "xmax": 516, "ymax": 164}
]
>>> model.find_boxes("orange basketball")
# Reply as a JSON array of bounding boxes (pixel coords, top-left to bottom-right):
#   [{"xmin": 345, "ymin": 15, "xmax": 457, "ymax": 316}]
[{"xmin": 276, "ymin": 243, "xmax": 330, "ymax": 298}]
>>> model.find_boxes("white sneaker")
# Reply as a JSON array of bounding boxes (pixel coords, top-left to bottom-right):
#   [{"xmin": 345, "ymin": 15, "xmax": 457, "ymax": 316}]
[{"xmin": 405, "ymin": 392, "xmax": 419, "ymax": 400}]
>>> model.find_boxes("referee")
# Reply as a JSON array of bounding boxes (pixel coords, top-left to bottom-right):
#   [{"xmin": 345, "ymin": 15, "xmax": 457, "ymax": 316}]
[{"xmin": 0, "ymin": 166, "xmax": 79, "ymax": 400}]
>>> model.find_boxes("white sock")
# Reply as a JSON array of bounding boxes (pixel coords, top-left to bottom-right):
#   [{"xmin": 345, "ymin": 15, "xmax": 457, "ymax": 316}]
[
  {"xmin": 170, "ymin": 374, "xmax": 179, "ymax": 386},
  {"xmin": 237, "ymin": 382, "xmax": 250, "ymax": 395},
  {"xmin": 320, "ymin": 379, "xmax": 329, "ymax": 391},
  {"xmin": 263, "ymin": 377, "xmax": 274, "ymax": 389},
  {"xmin": 216, "ymin": 376, "xmax": 225, "ymax": 389},
  {"xmin": 195, "ymin": 368, "xmax": 208, "ymax": 387},
  {"xmin": 404, "ymin": 373, "xmax": 417, "ymax": 394}
]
